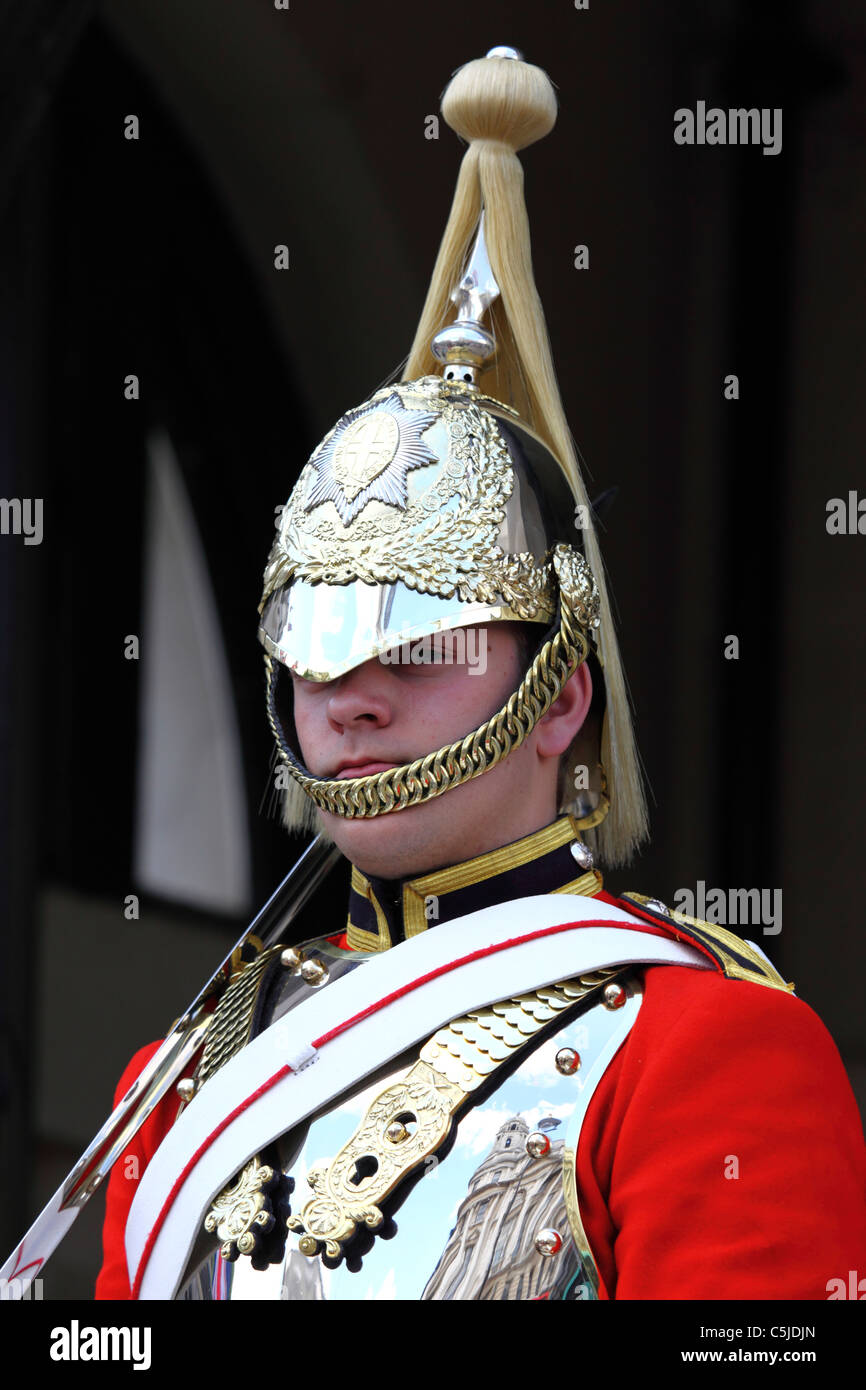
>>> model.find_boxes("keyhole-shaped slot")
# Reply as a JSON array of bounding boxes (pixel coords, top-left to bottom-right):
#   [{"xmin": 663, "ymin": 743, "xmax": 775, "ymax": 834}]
[{"xmin": 348, "ymin": 1154, "xmax": 379, "ymax": 1187}]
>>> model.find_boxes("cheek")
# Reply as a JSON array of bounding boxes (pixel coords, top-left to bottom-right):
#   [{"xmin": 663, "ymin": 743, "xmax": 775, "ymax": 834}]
[
  {"xmin": 432, "ymin": 646, "xmax": 518, "ymax": 716},
  {"xmin": 288, "ymin": 685, "xmax": 318, "ymax": 752}
]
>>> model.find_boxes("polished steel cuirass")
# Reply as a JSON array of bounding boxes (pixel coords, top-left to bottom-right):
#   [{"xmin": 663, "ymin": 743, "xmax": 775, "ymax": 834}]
[{"xmin": 178, "ymin": 941, "xmax": 642, "ymax": 1302}]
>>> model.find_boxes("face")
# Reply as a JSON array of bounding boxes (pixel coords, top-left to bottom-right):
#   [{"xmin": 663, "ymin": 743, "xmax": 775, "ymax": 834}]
[{"xmin": 289, "ymin": 623, "xmax": 592, "ymax": 879}]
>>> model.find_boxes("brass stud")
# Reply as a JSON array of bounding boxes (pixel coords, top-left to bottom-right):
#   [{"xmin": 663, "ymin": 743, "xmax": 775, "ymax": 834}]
[
  {"xmin": 280, "ymin": 947, "xmax": 305, "ymax": 971},
  {"xmin": 526, "ymin": 1130, "xmax": 551, "ymax": 1159},
  {"xmin": 176, "ymin": 1077, "xmax": 196, "ymax": 1103},
  {"xmin": 385, "ymin": 1120, "xmax": 410, "ymax": 1144},
  {"xmin": 300, "ymin": 958, "xmax": 328, "ymax": 986},
  {"xmin": 603, "ymin": 982, "xmax": 627, "ymax": 1011},
  {"xmin": 534, "ymin": 1227, "xmax": 563, "ymax": 1257},
  {"xmin": 555, "ymin": 1047, "xmax": 581, "ymax": 1076}
]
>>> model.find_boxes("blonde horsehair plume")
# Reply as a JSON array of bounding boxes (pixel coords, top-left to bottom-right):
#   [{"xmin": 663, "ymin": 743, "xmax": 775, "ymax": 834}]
[
  {"xmin": 275, "ymin": 745, "xmax": 322, "ymax": 840},
  {"xmin": 402, "ymin": 54, "xmax": 648, "ymax": 866}
]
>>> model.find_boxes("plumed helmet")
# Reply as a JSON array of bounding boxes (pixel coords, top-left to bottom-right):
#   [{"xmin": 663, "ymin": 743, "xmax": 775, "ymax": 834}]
[{"xmin": 258, "ymin": 48, "xmax": 648, "ymax": 867}]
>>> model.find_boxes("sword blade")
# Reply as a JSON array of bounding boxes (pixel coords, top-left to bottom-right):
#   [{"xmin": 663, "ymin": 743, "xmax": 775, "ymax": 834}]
[
  {"xmin": 175, "ymin": 834, "xmax": 343, "ymax": 1025},
  {"xmin": 1, "ymin": 834, "xmax": 342, "ymax": 1297}
]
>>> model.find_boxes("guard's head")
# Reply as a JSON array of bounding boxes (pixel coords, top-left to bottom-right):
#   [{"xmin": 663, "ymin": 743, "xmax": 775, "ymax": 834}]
[{"xmin": 257, "ymin": 48, "xmax": 647, "ymax": 868}]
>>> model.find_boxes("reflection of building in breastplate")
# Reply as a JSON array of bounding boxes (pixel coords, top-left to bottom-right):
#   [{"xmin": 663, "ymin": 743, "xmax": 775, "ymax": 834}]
[
  {"xmin": 421, "ymin": 1114, "xmax": 571, "ymax": 1300},
  {"xmin": 280, "ymin": 1248, "xmax": 326, "ymax": 1300}
]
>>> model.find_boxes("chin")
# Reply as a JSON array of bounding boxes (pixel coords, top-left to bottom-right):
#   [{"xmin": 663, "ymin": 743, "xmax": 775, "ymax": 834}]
[
  {"xmin": 316, "ymin": 802, "xmax": 455, "ymax": 880},
  {"xmin": 313, "ymin": 748, "xmax": 549, "ymax": 879}
]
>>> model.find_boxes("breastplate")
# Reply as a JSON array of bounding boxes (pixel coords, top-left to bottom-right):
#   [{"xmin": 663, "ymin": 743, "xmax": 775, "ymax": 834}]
[{"xmin": 177, "ymin": 938, "xmax": 643, "ymax": 1301}]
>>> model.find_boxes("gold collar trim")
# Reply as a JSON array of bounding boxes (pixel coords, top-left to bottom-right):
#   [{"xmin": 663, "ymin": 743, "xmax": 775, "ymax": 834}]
[{"xmin": 346, "ymin": 816, "xmax": 602, "ymax": 953}]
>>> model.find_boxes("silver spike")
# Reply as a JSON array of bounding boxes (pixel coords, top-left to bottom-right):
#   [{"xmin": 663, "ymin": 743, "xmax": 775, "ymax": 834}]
[
  {"xmin": 452, "ymin": 210, "xmax": 500, "ymax": 324},
  {"xmin": 431, "ymin": 211, "xmax": 500, "ymax": 385}
]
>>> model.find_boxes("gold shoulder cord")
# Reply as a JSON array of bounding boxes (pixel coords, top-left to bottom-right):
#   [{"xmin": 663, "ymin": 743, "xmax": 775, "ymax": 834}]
[
  {"xmin": 194, "ymin": 943, "xmax": 286, "ymax": 1090},
  {"xmin": 620, "ymin": 892, "xmax": 795, "ymax": 994}
]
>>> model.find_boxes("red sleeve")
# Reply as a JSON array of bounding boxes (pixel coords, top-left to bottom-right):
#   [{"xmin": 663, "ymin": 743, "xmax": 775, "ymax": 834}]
[
  {"xmin": 94, "ymin": 1041, "xmax": 186, "ymax": 1300},
  {"xmin": 576, "ymin": 964, "xmax": 866, "ymax": 1299}
]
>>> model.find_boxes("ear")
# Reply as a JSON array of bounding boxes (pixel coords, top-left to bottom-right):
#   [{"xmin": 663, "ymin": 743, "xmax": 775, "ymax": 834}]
[{"xmin": 534, "ymin": 661, "xmax": 593, "ymax": 758}]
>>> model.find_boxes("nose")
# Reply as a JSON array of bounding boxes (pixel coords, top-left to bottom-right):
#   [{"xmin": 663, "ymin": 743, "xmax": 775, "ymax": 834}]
[{"xmin": 326, "ymin": 658, "xmax": 393, "ymax": 733}]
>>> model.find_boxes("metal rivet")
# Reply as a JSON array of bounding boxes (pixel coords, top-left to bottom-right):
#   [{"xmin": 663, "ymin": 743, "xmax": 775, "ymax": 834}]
[
  {"xmin": 603, "ymin": 982, "xmax": 627, "ymax": 1011},
  {"xmin": 555, "ymin": 1047, "xmax": 581, "ymax": 1076},
  {"xmin": 300, "ymin": 958, "xmax": 328, "ymax": 986},
  {"xmin": 526, "ymin": 1131, "xmax": 551, "ymax": 1159},
  {"xmin": 534, "ymin": 1227, "xmax": 563, "ymax": 1257},
  {"xmin": 176, "ymin": 1078, "xmax": 196, "ymax": 1103},
  {"xmin": 645, "ymin": 898, "xmax": 670, "ymax": 916},
  {"xmin": 385, "ymin": 1120, "xmax": 410, "ymax": 1144},
  {"xmin": 280, "ymin": 947, "xmax": 304, "ymax": 971},
  {"xmin": 570, "ymin": 841, "xmax": 594, "ymax": 871}
]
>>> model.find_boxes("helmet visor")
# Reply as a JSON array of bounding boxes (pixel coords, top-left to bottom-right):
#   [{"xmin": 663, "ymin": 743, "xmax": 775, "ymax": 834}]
[{"xmin": 257, "ymin": 577, "xmax": 546, "ymax": 681}]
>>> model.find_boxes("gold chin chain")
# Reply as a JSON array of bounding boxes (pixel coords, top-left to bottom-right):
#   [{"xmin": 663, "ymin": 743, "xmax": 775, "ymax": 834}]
[{"xmin": 265, "ymin": 544, "xmax": 596, "ymax": 820}]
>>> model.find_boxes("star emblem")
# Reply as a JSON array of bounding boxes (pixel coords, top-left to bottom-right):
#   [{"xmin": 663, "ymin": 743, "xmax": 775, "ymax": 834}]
[{"xmin": 303, "ymin": 392, "xmax": 439, "ymax": 525}]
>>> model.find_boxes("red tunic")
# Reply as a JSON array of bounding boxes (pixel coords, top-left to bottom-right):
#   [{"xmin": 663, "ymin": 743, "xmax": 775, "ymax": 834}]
[{"xmin": 96, "ymin": 944, "xmax": 866, "ymax": 1300}]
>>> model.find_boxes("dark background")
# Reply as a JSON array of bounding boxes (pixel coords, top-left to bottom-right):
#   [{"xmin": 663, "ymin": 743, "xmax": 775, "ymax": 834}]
[{"xmin": 1, "ymin": 0, "xmax": 863, "ymax": 1296}]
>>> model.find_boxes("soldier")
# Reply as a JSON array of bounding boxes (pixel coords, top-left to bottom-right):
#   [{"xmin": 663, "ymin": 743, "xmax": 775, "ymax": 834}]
[{"xmin": 96, "ymin": 48, "xmax": 865, "ymax": 1301}]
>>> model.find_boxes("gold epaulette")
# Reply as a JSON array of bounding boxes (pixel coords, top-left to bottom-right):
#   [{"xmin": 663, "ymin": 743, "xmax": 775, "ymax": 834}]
[
  {"xmin": 195, "ymin": 942, "xmax": 285, "ymax": 1089},
  {"xmin": 620, "ymin": 892, "xmax": 795, "ymax": 995}
]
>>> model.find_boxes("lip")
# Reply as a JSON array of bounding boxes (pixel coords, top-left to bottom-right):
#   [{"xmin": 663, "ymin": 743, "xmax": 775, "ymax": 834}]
[{"xmin": 332, "ymin": 761, "xmax": 398, "ymax": 780}]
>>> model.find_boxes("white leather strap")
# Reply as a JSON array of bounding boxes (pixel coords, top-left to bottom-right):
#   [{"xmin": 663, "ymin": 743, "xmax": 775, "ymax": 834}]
[{"xmin": 127, "ymin": 894, "xmax": 710, "ymax": 1298}]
